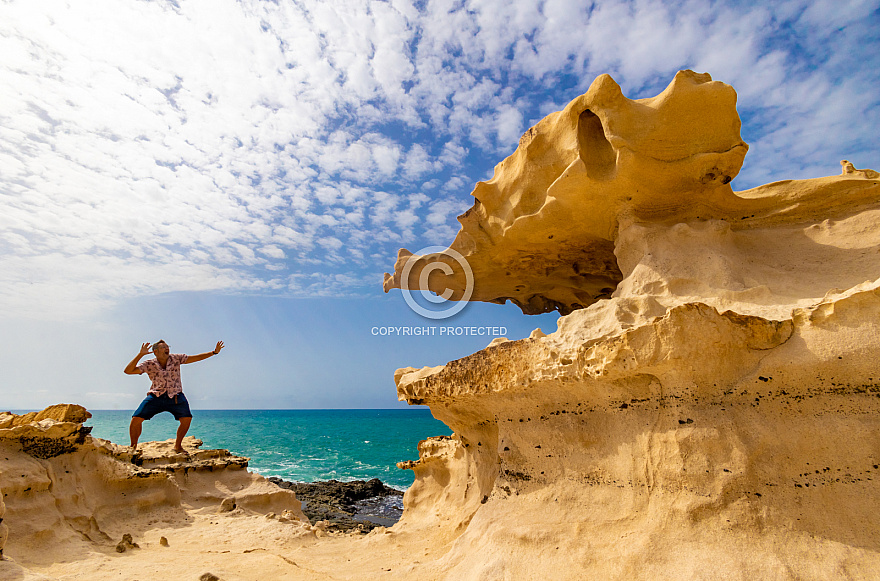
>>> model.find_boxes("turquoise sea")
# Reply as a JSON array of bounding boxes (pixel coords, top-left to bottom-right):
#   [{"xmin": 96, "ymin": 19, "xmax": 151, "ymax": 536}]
[{"xmin": 84, "ymin": 409, "xmax": 451, "ymax": 490}]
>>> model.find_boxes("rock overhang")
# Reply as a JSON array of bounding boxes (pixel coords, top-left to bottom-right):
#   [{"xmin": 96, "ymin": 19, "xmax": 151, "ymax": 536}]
[{"xmin": 383, "ymin": 70, "xmax": 752, "ymax": 315}]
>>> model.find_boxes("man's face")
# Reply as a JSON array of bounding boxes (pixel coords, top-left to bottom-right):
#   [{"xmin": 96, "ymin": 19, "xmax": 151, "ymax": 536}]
[{"xmin": 153, "ymin": 342, "xmax": 169, "ymax": 356}]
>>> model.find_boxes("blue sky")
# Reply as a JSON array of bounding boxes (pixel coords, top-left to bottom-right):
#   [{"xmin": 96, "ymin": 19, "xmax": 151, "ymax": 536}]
[{"xmin": 1, "ymin": 0, "xmax": 878, "ymax": 410}]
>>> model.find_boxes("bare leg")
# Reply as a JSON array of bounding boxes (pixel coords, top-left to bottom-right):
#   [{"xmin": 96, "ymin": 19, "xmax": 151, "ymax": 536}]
[
  {"xmin": 175, "ymin": 417, "xmax": 192, "ymax": 452},
  {"xmin": 129, "ymin": 417, "xmax": 145, "ymax": 450}
]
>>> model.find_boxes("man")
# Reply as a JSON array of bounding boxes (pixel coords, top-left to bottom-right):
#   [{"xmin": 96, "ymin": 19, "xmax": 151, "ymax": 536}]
[{"xmin": 124, "ymin": 339, "xmax": 224, "ymax": 453}]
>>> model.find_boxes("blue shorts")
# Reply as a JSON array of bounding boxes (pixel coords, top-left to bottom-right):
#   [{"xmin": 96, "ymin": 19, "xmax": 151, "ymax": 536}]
[{"xmin": 132, "ymin": 393, "xmax": 192, "ymax": 420}]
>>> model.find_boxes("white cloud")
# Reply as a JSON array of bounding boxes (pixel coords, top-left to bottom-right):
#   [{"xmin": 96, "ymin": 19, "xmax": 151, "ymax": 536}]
[
  {"xmin": 495, "ymin": 105, "xmax": 525, "ymax": 150},
  {"xmin": 287, "ymin": 271, "xmax": 376, "ymax": 296},
  {"xmin": 401, "ymin": 144, "xmax": 438, "ymax": 180},
  {"xmin": 798, "ymin": 0, "xmax": 880, "ymax": 29}
]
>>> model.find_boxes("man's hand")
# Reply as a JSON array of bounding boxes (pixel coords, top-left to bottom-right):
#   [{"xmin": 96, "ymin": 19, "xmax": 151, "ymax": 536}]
[
  {"xmin": 184, "ymin": 341, "xmax": 226, "ymax": 364},
  {"xmin": 125, "ymin": 342, "xmax": 152, "ymax": 375}
]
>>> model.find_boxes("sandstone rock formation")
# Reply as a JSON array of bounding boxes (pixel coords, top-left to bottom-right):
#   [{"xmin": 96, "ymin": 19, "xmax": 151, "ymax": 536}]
[
  {"xmin": 387, "ymin": 71, "xmax": 880, "ymax": 578},
  {"xmin": 0, "ymin": 407, "xmax": 311, "ymax": 576},
  {"xmin": 0, "ymin": 404, "xmax": 92, "ymax": 428},
  {"xmin": 384, "ymin": 70, "xmax": 879, "ymax": 317}
]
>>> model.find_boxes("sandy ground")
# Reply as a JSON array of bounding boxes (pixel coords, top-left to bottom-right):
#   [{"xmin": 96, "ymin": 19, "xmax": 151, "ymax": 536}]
[{"xmin": 2, "ymin": 507, "xmax": 454, "ymax": 581}]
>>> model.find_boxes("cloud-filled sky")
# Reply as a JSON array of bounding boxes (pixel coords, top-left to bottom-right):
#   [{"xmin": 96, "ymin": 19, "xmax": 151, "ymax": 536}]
[{"xmin": 1, "ymin": 0, "xmax": 878, "ymax": 410}]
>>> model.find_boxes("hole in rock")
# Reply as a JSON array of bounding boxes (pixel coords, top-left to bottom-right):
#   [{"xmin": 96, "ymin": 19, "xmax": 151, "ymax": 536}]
[{"xmin": 577, "ymin": 109, "xmax": 616, "ymax": 181}]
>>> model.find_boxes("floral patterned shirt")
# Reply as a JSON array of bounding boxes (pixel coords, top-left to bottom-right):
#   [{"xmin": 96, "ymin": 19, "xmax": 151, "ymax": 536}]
[{"xmin": 137, "ymin": 354, "xmax": 188, "ymax": 397}]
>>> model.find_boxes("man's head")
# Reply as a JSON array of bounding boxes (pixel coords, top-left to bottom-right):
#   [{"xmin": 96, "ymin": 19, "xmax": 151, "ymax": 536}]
[{"xmin": 152, "ymin": 340, "xmax": 169, "ymax": 355}]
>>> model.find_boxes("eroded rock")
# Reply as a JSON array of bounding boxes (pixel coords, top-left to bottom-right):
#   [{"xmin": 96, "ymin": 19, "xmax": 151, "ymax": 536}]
[
  {"xmin": 384, "ymin": 70, "xmax": 879, "ymax": 317},
  {"xmin": 387, "ymin": 70, "xmax": 880, "ymax": 578},
  {"xmin": 0, "ymin": 406, "xmax": 308, "ymax": 567},
  {"xmin": 114, "ymin": 533, "xmax": 139, "ymax": 553},
  {"xmin": 0, "ymin": 404, "xmax": 91, "ymax": 429},
  {"xmin": 218, "ymin": 497, "xmax": 236, "ymax": 513}
]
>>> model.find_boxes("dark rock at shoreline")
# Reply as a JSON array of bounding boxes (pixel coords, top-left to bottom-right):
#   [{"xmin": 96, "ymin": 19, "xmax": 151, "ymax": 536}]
[{"xmin": 267, "ymin": 477, "xmax": 404, "ymax": 533}]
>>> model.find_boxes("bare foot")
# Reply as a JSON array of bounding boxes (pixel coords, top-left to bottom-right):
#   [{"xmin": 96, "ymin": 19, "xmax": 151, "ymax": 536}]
[{"xmin": 174, "ymin": 447, "xmax": 188, "ymax": 455}]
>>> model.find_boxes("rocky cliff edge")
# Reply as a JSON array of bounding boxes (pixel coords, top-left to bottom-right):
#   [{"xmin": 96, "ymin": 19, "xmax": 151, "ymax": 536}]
[{"xmin": 0, "ymin": 405, "xmax": 314, "ymax": 578}]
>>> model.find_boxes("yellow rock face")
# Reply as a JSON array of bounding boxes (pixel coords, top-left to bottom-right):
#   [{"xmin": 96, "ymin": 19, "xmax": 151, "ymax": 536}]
[
  {"xmin": 0, "ymin": 413, "xmax": 309, "ymax": 573},
  {"xmin": 0, "ymin": 404, "xmax": 91, "ymax": 429},
  {"xmin": 385, "ymin": 70, "xmax": 752, "ymax": 314},
  {"xmin": 33, "ymin": 404, "xmax": 92, "ymax": 424},
  {"xmin": 388, "ymin": 71, "xmax": 880, "ymax": 578},
  {"xmin": 384, "ymin": 70, "xmax": 880, "ymax": 317}
]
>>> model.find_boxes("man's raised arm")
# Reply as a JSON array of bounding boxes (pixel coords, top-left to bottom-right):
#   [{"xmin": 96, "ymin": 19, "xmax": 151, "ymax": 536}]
[
  {"xmin": 124, "ymin": 343, "xmax": 152, "ymax": 374},
  {"xmin": 183, "ymin": 341, "xmax": 225, "ymax": 364}
]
